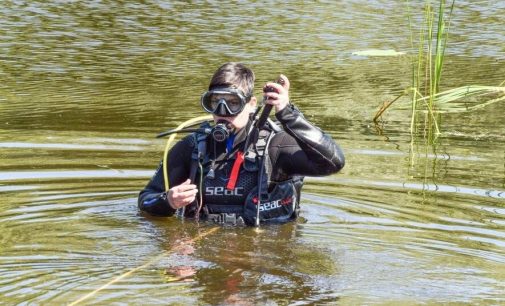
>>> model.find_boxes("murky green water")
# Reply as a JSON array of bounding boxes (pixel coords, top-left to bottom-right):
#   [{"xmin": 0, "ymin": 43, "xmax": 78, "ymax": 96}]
[{"xmin": 1, "ymin": 1, "xmax": 504, "ymax": 304}]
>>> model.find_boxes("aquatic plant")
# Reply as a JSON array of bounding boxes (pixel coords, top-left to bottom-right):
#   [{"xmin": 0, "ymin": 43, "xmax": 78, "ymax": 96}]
[
  {"xmin": 374, "ymin": 0, "xmax": 505, "ymax": 141},
  {"xmin": 376, "ymin": 84, "xmax": 505, "ymax": 116},
  {"xmin": 411, "ymin": 84, "xmax": 505, "ymax": 113}
]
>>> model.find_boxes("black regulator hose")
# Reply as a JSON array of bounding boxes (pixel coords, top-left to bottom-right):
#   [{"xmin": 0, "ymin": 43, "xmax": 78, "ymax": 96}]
[{"xmin": 252, "ymin": 77, "xmax": 285, "ymax": 226}]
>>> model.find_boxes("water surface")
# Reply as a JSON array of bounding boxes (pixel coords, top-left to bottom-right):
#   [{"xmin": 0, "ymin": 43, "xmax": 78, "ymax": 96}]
[{"xmin": 1, "ymin": 1, "xmax": 504, "ymax": 304}]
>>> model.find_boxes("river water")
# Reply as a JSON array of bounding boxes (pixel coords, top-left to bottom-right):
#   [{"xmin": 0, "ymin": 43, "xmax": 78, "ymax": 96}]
[{"xmin": 1, "ymin": 1, "xmax": 504, "ymax": 305}]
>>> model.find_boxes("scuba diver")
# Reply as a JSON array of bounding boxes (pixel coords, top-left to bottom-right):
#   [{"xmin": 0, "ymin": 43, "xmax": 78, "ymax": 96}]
[{"xmin": 138, "ymin": 62, "xmax": 344, "ymax": 226}]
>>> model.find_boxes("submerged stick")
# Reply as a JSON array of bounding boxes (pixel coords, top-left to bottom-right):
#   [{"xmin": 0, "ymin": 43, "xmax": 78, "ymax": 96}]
[{"xmin": 373, "ymin": 92, "xmax": 407, "ymax": 123}]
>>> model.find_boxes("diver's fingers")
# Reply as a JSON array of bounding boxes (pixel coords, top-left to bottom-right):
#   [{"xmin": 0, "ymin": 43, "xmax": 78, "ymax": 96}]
[
  {"xmin": 263, "ymin": 82, "xmax": 284, "ymax": 95},
  {"xmin": 278, "ymin": 74, "xmax": 290, "ymax": 91},
  {"xmin": 263, "ymin": 87, "xmax": 289, "ymax": 112},
  {"xmin": 168, "ymin": 180, "xmax": 198, "ymax": 208},
  {"xmin": 263, "ymin": 74, "xmax": 290, "ymax": 94},
  {"xmin": 176, "ymin": 183, "xmax": 197, "ymax": 192},
  {"xmin": 263, "ymin": 91, "xmax": 280, "ymax": 102},
  {"xmin": 169, "ymin": 194, "xmax": 196, "ymax": 209},
  {"xmin": 174, "ymin": 188, "xmax": 198, "ymax": 199}
]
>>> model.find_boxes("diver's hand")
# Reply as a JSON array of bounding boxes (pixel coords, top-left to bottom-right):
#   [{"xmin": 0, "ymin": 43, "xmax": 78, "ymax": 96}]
[
  {"xmin": 167, "ymin": 179, "xmax": 198, "ymax": 209},
  {"xmin": 263, "ymin": 74, "xmax": 290, "ymax": 113}
]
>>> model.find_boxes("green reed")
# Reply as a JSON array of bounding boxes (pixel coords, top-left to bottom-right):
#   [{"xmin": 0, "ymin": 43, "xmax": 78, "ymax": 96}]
[
  {"xmin": 373, "ymin": 0, "xmax": 505, "ymax": 181},
  {"xmin": 408, "ymin": 0, "xmax": 454, "ymax": 141},
  {"xmin": 375, "ymin": 0, "xmax": 505, "ymax": 141}
]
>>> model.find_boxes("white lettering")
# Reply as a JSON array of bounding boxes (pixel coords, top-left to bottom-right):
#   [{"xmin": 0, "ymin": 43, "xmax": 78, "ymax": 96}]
[
  {"xmin": 236, "ymin": 187, "xmax": 244, "ymax": 196},
  {"xmin": 258, "ymin": 197, "xmax": 293, "ymax": 211},
  {"xmin": 259, "ymin": 200, "xmax": 281, "ymax": 212},
  {"xmin": 205, "ymin": 187, "xmax": 244, "ymax": 196},
  {"xmin": 205, "ymin": 187, "xmax": 214, "ymax": 195}
]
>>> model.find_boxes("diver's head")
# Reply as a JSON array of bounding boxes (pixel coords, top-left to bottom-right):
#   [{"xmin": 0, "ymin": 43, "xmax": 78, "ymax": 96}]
[{"xmin": 201, "ymin": 62, "xmax": 257, "ymax": 130}]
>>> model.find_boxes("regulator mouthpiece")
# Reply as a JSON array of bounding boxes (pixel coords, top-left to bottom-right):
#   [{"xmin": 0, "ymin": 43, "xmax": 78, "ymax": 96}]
[{"xmin": 211, "ymin": 120, "xmax": 232, "ymax": 142}]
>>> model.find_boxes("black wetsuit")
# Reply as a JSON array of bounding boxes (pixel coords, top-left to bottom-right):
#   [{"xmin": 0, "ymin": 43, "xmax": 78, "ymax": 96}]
[{"xmin": 138, "ymin": 104, "xmax": 345, "ymax": 221}]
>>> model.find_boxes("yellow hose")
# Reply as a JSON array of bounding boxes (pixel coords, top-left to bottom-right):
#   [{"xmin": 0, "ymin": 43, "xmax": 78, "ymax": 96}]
[
  {"xmin": 162, "ymin": 115, "xmax": 213, "ymax": 192},
  {"xmin": 68, "ymin": 115, "xmax": 217, "ymax": 306}
]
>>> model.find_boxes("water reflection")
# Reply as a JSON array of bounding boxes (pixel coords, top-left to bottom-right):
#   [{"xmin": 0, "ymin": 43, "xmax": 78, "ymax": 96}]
[{"xmin": 130, "ymin": 222, "xmax": 341, "ymax": 305}]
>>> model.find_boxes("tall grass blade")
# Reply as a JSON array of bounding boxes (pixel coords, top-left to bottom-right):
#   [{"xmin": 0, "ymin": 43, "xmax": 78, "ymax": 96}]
[{"xmin": 375, "ymin": 0, "xmax": 459, "ymax": 140}]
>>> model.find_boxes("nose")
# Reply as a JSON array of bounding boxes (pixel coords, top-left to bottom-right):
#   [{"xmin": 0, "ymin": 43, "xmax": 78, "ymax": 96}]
[{"xmin": 215, "ymin": 99, "xmax": 229, "ymax": 116}]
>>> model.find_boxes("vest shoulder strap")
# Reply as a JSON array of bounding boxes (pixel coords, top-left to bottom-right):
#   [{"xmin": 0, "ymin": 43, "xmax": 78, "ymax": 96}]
[
  {"xmin": 189, "ymin": 123, "xmax": 210, "ymax": 181},
  {"xmin": 257, "ymin": 126, "xmax": 277, "ymax": 199},
  {"xmin": 252, "ymin": 118, "xmax": 282, "ymax": 158}
]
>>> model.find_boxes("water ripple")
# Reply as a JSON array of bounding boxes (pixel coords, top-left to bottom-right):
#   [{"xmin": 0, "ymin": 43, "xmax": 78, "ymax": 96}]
[
  {"xmin": 0, "ymin": 142, "xmax": 144, "ymax": 151},
  {"xmin": 309, "ymin": 177, "xmax": 505, "ymax": 200},
  {"xmin": 0, "ymin": 169, "xmax": 152, "ymax": 181}
]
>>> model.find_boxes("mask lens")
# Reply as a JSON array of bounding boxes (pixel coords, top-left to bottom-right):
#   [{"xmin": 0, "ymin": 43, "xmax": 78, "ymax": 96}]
[
  {"xmin": 223, "ymin": 95, "xmax": 242, "ymax": 113},
  {"xmin": 201, "ymin": 90, "xmax": 247, "ymax": 116},
  {"xmin": 208, "ymin": 95, "xmax": 222, "ymax": 111}
]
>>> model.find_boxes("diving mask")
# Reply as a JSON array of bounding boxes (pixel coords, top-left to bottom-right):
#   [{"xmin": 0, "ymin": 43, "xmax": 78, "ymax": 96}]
[{"xmin": 201, "ymin": 87, "xmax": 251, "ymax": 117}]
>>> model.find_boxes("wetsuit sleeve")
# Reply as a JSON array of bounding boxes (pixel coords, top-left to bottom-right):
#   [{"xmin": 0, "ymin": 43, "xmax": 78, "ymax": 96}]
[
  {"xmin": 138, "ymin": 136, "xmax": 194, "ymax": 216},
  {"xmin": 270, "ymin": 104, "xmax": 345, "ymax": 178}
]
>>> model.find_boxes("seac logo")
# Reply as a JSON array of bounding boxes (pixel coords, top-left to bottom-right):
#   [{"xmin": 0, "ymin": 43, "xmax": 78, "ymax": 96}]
[
  {"xmin": 253, "ymin": 196, "xmax": 294, "ymax": 212},
  {"xmin": 205, "ymin": 186, "xmax": 244, "ymax": 196}
]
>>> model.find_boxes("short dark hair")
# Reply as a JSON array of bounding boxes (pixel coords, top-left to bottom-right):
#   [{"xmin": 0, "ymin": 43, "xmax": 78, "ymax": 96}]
[{"xmin": 208, "ymin": 62, "xmax": 255, "ymax": 97}]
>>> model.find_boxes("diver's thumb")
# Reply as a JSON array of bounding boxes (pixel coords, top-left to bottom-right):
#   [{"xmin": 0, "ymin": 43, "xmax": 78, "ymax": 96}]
[{"xmin": 278, "ymin": 74, "xmax": 290, "ymax": 91}]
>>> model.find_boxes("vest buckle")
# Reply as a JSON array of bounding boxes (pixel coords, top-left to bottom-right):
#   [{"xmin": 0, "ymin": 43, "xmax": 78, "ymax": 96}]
[{"xmin": 207, "ymin": 213, "xmax": 245, "ymax": 226}]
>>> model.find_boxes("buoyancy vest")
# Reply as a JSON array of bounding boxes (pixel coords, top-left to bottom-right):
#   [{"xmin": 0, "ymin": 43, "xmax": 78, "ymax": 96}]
[{"xmin": 191, "ymin": 121, "xmax": 303, "ymax": 225}]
